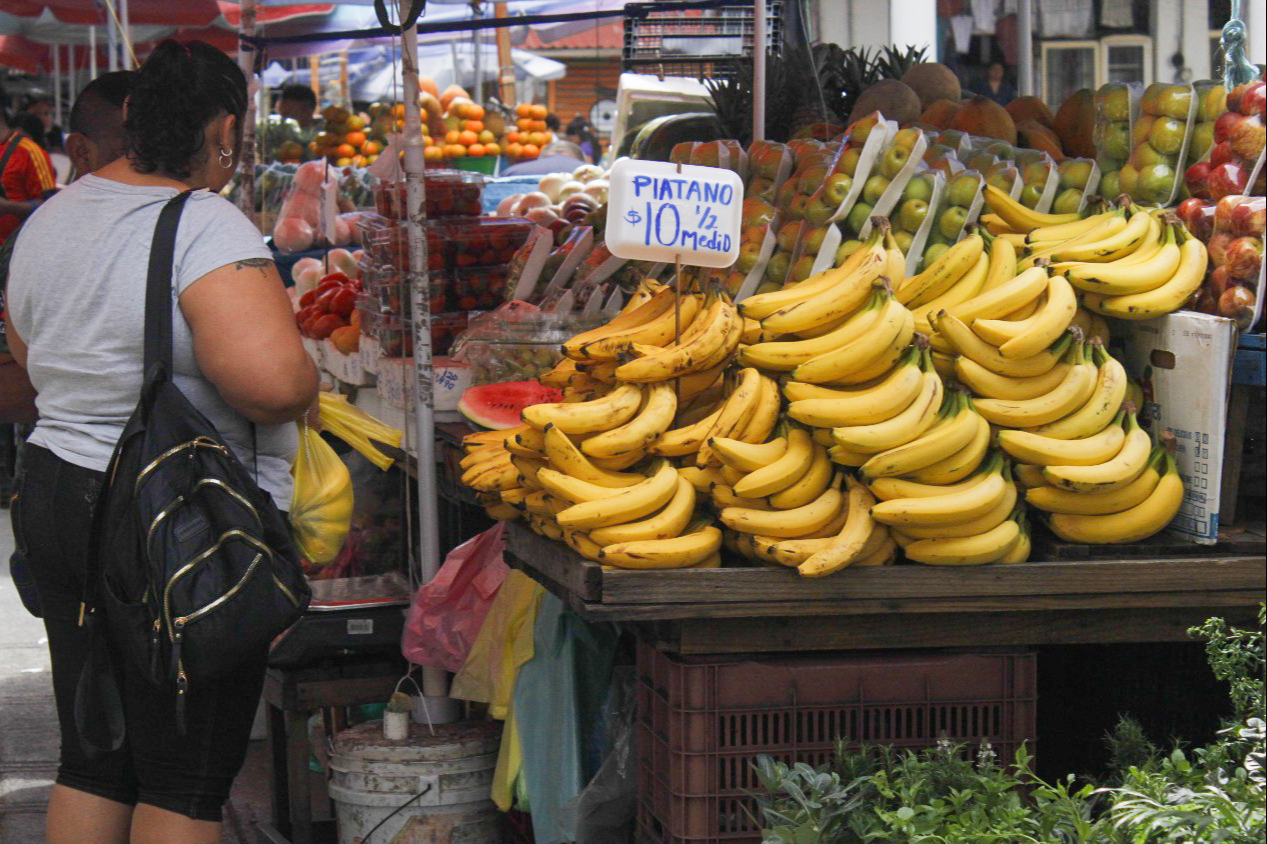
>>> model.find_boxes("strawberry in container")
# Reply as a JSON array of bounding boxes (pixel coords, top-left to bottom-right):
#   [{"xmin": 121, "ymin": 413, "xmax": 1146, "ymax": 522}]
[
  {"xmin": 446, "ymin": 217, "xmax": 533, "ymax": 269},
  {"xmin": 453, "ymin": 266, "xmax": 511, "ymax": 311}
]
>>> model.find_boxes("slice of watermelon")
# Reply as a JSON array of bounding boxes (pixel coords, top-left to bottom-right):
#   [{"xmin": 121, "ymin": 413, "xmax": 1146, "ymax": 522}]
[{"xmin": 458, "ymin": 381, "xmax": 563, "ymax": 429}]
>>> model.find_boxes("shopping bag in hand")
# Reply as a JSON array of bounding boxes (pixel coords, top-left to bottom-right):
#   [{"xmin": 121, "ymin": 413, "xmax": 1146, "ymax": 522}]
[{"xmin": 290, "ymin": 421, "xmax": 353, "ymax": 564}]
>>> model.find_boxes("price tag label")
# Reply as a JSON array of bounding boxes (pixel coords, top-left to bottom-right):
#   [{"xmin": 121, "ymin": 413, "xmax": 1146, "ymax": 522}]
[{"xmin": 605, "ymin": 159, "xmax": 743, "ymax": 268}]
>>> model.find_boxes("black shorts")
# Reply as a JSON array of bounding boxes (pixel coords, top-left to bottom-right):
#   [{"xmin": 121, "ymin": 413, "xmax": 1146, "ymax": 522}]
[{"xmin": 15, "ymin": 444, "xmax": 266, "ymax": 822}]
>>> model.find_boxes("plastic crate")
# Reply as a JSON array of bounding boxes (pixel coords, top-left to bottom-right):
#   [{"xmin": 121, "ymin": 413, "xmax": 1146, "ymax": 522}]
[
  {"xmin": 636, "ymin": 644, "xmax": 1036, "ymax": 844},
  {"xmin": 622, "ymin": 1, "xmax": 781, "ymax": 79}
]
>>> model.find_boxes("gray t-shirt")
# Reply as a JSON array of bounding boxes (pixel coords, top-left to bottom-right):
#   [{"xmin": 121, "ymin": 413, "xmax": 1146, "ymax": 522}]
[{"xmin": 8, "ymin": 175, "xmax": 297, "ymax": 510}]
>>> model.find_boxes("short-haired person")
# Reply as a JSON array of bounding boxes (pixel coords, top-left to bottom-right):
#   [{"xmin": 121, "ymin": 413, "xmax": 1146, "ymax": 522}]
[
  {"xmin": 5, "ymin": 40, "xmax": 318, "ymax": 844},
  {"xmin": 276, "ymin": 84, "xmax": 318, "ymax": 129},
  {"xmin": 65, "ymin": 70, "xmax": 134, "ymax": 180},
  {"xmin": 501, "ymin": 139, "xmax": 587, "ymax": 176}
]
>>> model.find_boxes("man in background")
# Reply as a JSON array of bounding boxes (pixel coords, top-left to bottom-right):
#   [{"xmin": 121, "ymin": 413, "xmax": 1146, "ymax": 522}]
[
  {"xmin": 0, "ymin": 107, "xmax": 56, "ymax": 247},
  {"xmin": 277, "ymin": 84, "xmax": 319, "ymax": 129}
]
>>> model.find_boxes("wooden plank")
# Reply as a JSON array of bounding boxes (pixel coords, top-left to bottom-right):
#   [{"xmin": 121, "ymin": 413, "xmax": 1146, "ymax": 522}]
[
  {"xmin": 505, "ymin": 523, "xmax": 603, "ymax": 602},
  {"xmin": 593, "ymin": 555, "xmax": 1265, "ymax": 606},
  {"xmin": 663, "ymin": 604, "xmax": 1263, "ymax": 654}
]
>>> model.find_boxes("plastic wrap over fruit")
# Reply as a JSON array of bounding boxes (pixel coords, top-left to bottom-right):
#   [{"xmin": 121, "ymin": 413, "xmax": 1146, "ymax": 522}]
[
  {"xmin": 290, "ymin": 422, "xmax": 353, "ymax": 565},
  {"xmin": 1183, "ymin": 195, "xmax": 1264, "ymax": 330}
]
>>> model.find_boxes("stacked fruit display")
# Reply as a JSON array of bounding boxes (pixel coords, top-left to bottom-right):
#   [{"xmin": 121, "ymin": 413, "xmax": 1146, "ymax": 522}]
[
  {"xmin": 1179, "ymin": 194, "xmax": 1265, "ymax": 328},
  {"xmin": 296, "ymin": 270, "xmax": 364, "ymax": 352},
  {"xmin": 311, "ymin": 105, "xmax": 385, "ymax": 167},
  {"xmin": 917, "ymin": 170, "xmax": 982, "ymax": 269},
  {"xmin": 1122, "ymin": 82, "xmax": 1198, "ymax": 205},
  {"xmin": 1185, "ymin": 76, "xmax": 1265, "ymax": 200},
  {"xmin": 1093, "ymin": 82, "xmax": 1137, "ymax": 200}
]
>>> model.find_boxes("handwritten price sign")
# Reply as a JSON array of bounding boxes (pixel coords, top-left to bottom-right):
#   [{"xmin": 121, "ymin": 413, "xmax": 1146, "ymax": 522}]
[{"xmin": 605, "ymin": 159, "xmax": 743, "ymax": 268}]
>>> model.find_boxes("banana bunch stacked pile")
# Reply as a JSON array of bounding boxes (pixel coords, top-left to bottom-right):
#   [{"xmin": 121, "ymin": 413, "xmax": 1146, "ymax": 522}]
[{"xmin": 982, "ymin": 187, "xmax": 1208, "ymax": 321}]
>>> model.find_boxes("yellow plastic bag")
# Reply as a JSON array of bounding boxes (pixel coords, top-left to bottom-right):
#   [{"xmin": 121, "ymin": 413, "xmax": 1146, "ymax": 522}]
[
  {"xmin": 290, "ymin": 421, "xmax": 354, "ymax": 564},
  {"xmin": 319, "ymin": 393, "xmax": 404, "ymax": 471}
]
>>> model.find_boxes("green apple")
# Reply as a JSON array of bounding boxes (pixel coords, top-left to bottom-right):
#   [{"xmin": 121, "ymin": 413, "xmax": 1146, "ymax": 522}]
[
  {"xmin": 939, "ymin": 129, "xmax": 967, "ymax": 147},
  {"xmin": 1131, "ymin": 142, "xmax": 1176, "ymax": 169},
  {"xmin": 1103, "ymin": 121, "xmax": 1131, "ymax": 160},
  {"xmin": 1139, "ymin": 83, "xmax": 1163, "ymax": 115},
  {"xmin": 892, "ymin": 229, "xmax": 913, "ymax": 252},
  {"xmin": 1134, "ymin": 162, "xmax": 1175, "ymax": 204},
  {"xmin": 925, "ymin": 228, "xmax": 951, "ymax": 246},
  {"xmin": 1132, "ymin": 114, "xmax": 1156, "ymax": 146},
  {"xmin": 984, "ymin": 140, "xmax": 1016, "ymax": 160},
  {"xmin": 1100, "ymin": 85, "xmax": 1130, "ymax": 122},
  {"xmin": 1022, "ymin": 160, "xmax": 1051, "ymax": 186},
  {"xmin": 790, "ymin": 255, "xmax": 817, "ymax": 283},
  {"xmin": 1148, "ymin": 117, "xmax": 1187, "ymax": 155},
  {"xmin": 1189, "ymin": 121, "xmax": 1215, "ymax": 160},
  {"xmin": 966, "ymin": 151, "xmax": 998, "ymax": 171},
  {"xmin": 1058, "ymin": 159, "xmax": 1094, "ymax": 189},
  {"xmin": 1052, "ymin": 187, "xmax": 1083, "ymax": 214},
  {"xmin": 850, "ymin": 115, "xmax": 879, "ymax": 145},
  {"xmin": 776, "ymin": 221, "xmax": 802, "ymax": 252},
  {"xmin": 903, "ymin": 175, "xmax": 933, "ymax": 203},
  {"xmin": 747, "ymin": 176, "xmax": 773, "ymax": 198},
  {"xmin": 835, "ymin": 238, "xmax": 863, "ymax": 266},
  {"xmin": 803, "ymin": 194, "xmax": 837, "ymax": 226},
  {"xmin": 986, "ymin": 167, "xmax": 1018, "ymax": 193},
  {"xmin": 838, "ymin": 147, "xmax": 862, "ymax": 177},
  {"xmin": 897, "ymin": 198, "xmax": 929, "ymax": 233},
  {"xmin": 740, "ymin": 197, "xmax": 776, "ymax": 228},
  {"xmin": 947, "ymin": 173, "xmax": 981, "ymax": 208},
  {"xmin": 880, "ymin": 145, "xmax": 912, "ymax": 179},
  {"xmin": 822, "ymin": 172, "xmax": 854, "ymax": 208},
  {"xmin": 764, "ymin": 250, "xmax": 791, "ymax": 283},
  {"xmin": 891, "ymin": 127, "xmax": 922, "ymax": 151},
  {"xmin": 1156, "ymin": 84, "xmax": 1192, "ymax": 120},
  {"xmin": 862, "ymin": 174, "xmax": 890, "ymax": 205},
  {"xmin": 787, "ymin": 193, "xmax": 809, "ymax": 220},
  {"xmin": 846, "ymin": 201, "xmax": 874, "ymax": 234},
  {"xmin": 777, "ymin": 178, "xmax": 799, "ymax": 208},
  {"xmin": 802, "ymin": 225, "xmax": 829, "ymax": 255},
  {"xmin": 1097, "ymin": 169, "xmax": 1121, "ymax": 199},
  {"xmin": 923, "ymin": 242, "xmax": 949, "ymax": 266},
  {"xmin": 1117, "ymin": 163, "xmax": 1139, "ymax": 196},
  {"xmin": 1019, "ymin": 182, "xmax": 1044, "ymax": 208},
  {"xmin": 735, "ymin": 240, "xmax": 763, "ymax": 273},
  {"xmin": 938, "ymin": 206, "xmax": 969, "ymax": 239}
]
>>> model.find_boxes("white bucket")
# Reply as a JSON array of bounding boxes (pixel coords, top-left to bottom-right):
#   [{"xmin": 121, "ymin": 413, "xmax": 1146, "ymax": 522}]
[{"xmin": 329, "ymin": 719, "xmax": 505, "ymax": 844}]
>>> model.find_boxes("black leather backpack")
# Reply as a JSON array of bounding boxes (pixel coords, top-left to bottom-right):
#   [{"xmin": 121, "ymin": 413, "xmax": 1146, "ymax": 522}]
[{"xmin": 76, "ymin": 191, "xmax": 311, "ymax": 751}]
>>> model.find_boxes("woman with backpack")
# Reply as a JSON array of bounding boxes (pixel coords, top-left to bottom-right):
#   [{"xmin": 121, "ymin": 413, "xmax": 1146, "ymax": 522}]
[{"xmin": 4, "ymin": 40, "xmax": 318, "ymax": 844}]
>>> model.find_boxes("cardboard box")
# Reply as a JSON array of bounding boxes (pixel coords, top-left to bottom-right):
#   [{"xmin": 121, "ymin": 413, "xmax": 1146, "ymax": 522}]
[
  {"xmin": 322, "ymin": 340, "xmax": 371, "ymax": 386},
  {"xmin": 1112, "ymin": 311, "xmax": 1236, "ymax": 544}
]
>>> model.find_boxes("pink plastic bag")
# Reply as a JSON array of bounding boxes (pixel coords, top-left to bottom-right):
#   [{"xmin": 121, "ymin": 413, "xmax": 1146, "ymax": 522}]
[{"xmin": 402, "ymin": 523, "xmax": 510, "ymax": 671}]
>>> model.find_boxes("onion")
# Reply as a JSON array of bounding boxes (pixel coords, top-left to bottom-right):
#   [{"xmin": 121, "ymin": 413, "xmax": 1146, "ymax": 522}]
[
  {"xmin": 327, "ymin": 248, "xmax": 359, "ymax": 278},
  {"xmin": 581, "ymin": 178, "xmax": 609, "ymax": 202},
  {"xmin": 538, "ymin": 173, "xmax": 569, "ymax": 203},
  {"xmin": 557, "ymin": 180, "xmax": 586, "ymax": 201},
  {"xmin": 292, "ymin": 257, "xmax": 323, "ymax": 280},
  {"xmin": 294, "ymin": 266, "xmax": 322, "ymax": 296},
  {"xmin": 273, "ymin": 217, "xmax": 314, "ymax": 253},
  {"xmin": 572, "ymin": 164, "xmax": 605, "ymax": 183},
  {"xmin": 496, "ymin": 194, "xmax": 522, "ymax": 216},
  {"xmin": 525, "ymin": 206, "xmax": 559, "ymax": 226},
  {"xmin": 514, "ymin": 191, "xmax": 553, "ymax": 215}
]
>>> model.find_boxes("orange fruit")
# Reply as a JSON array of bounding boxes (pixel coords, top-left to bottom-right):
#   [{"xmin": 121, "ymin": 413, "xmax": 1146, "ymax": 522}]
[
  {"xmin": 505, "ymin": 130, "xmax": 521, "ymax": 144},
  {"xmin": 505, "ymin": 142, "xmax": 523, "ymax": 158},
  {"xmin": 517, "ymin": 117, "xmax": 533, "ymax": 131},
  {"xmin": 444, "ymin": 129, "xmax": 461, "ymax": 144},
  {"xmin": 527, "ymin": 131, "xmax": 547, "ymax": 147},
  {"xmin": 515, "ymin": 103, "xmax": 532, "ymax": 118},
  {"xmin": 477, "ymin": 130, "xmax": 495, "ymax": 144},
  {"xmin": 336, "ymin": 157, "xmax": 352, "ymax": 167},
  {"xmin": 467, "ymin": 143, "xmax": 486, "ymax": 157},
  {"xmin": 521, "ymin": 143, "xmax": 539, "ymax": 159},
  {"xmin": 345, "ymin": 115, "xmax": 367, "ymax": 131},
  {"xmin": 529, "ymin": 104, "xmax": 547, "ymax": 119},
  {"xmin": 448, "ymin": 143, "xmax": 467, "ymax": 158},
  {"xmin": 351, "ymin": 154, "xmax": 368, "ymax": 167},
  {"xmin": 363, "ymin": 140, "xmax": 382, "ymax": 155},
  {"xmin": 306, "ymin": 140, "xmax": 321, "ymax": 157},
  {"xmin": 335, "ymin": 143, "xmax": 356, "ymax": 158},
  {"xmin": 344, "ymin": 131, "xmax": 367, "ymax": 147},
  {"xmin": 464, "ymin": 120, "xmax": 484, "ymax": 133},
  {"xmin": 424, "ymin": 145, "xmax": 444, "ymax": 162},
  {"xmin": 396, "ymin": 118, "xmax": 405, "ymax": 130},
  {"xmin": 484, "ymin": 142, "xmax": 500, "ymax": 156},
  {"xmin": 531, "ymin": 119, "xmax": 546, "ymax": 132},
  {"xmin": 458, "ymin": 130, "xmax": 479, "ymax": 146},
  {"xmin": 419, "ymin": 75, "xmax": 440, "ymax": 99},
  {"xmin": 392, "ymin": 103, "xmax": 406, "ymax": 118}
]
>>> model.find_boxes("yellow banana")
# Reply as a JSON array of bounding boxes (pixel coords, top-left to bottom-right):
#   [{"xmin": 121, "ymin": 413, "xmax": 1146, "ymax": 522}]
[
  {"xmin": 735, "ymin": 374, "xmax": 782, "ymax": 444},
  {"xmin": 650, "ymin": 405, "xmax": 724, "ymax": 457},
  {"xmin": 739, "ymin": 285, "xmax": 887, "ymax": 371},
  {"xmin": 591, "ymin": 450, "xmax": 646, "ymax": 470},
  {"xmin": 561, "ymin": 529, "xmax": 603, "ymax": 561},
  {"xmin": 896, "ymin": 480, "xmax": 1018, "ymax": 539},
  {"xmin": 678, "ymin": 465, "xmax": 725, "ymax": 493},
  {"xmin": 997, "ymin": 409, "xmax": 1126, "ymax": 466},
  {"xmin": 786, "ymin": 346, "xmax": 924, "ymax": 427},
  {"xmin": 741, "ymin": 317, "xmax": 773, "ymax": 344},
  {"xmin": 581, "ymin": 382, "xmax": 678, "ymax": 459},
  {"xmin": 734, "ymin": 426, "xmax": 815, "ymax": 498},
  {"xmin": 1042, "ymin": 412, "xmax": 1152, "ymax": 494},
  {"xmin": 854, "ymin": 532, "xmax": 897, "ymax": 566},
  {"xmin": 541, "ymin": 358, "xmax": 581, "ymax": 388},
  {"xmin": 1046, "ymin": 451, "xmax": 1182, "ymax": 543},
  {"xmin": 738, "ymin": 229, "xmax": 886, "ymax": 319},
  {"xmin": 768, "ymin": 443, "xmax": 833, "ymax": 509},
  {"xmin": 980, "ymin": 231, "xmax": 1019, "ymax": 292},
  {"xmin": 1049, "ymin": 205, "xmax": 1155, "ymax": 263},
  {"xmin": 712, "ymin": 433, "xmax": 788, "ymax": 472},
  {"xmin": 1029, "ymin": 343, "xmax": 1126, "ymax": 439},
  {"xmin": 828, "ymin": 444, "xmax": 869, "ymax": 467},
  {"xmin": 615, "ymin": 294, "xmax": 741, "ymax": 382},
  {"xmin": 971, "ymin": 303, "xmax": 1047, "ymax": 346},
  {"xmin": 484, "ymin": 502, "xmax": 520, "ymax": 521},
  {"xmin": 555, "ymin": 460, "xmax": 680, "ymax": 529},
  {"xmin": 1083, "ymin": 225, "xmax": 1209, "ymax": 320},
  {"xmin": 972, "ymin": 342, "xmax": 1098, "ymax": 427},
  {"xmin": 536, "ymin": 467, "xmax": 623, "ymax": 503},
  {"xmin": 912, "ymin": 249, "xmax": 991, "ymax": 322},
  {"xmin": 897, "ymin": 233, "xmax": 984, "ymax": 307},
  {"xmin": 543, "ymin": 426, "xmax": 644, "ymax": 488},
  {"xmin": 797, "ymin": 476, "xmax": 876, "ymax": 577},
  {"xmin": 1026, "ymin": 208, "xmax": 1118, "ymax": 243},
  {"xmin": 562, "ymin": 285, "xmax": 677, "ymax": 359},
  {"xmin": 696, "ymin": 368, "xmax": 764, "ymax": 466},
  {"xmin": 983, "ymin": 183, "xmax": 1080, "ymax": 232},
  {"xmin": 906, "ymin": 411, "xmax": 991, "ymax": 485},
  {"xmin": 759, "ymin": 245, "xmax": 888, "ymax": 334},
  {"xmin": 522, "ymin": 383, "xmax": 643, "ymax": 433},
  {"xmin": 996, "ymin": 275, "xmax": 1078, "ymax": 359},
  {"xmin": 1018, "ymin": 212, "xmax": 1129, "ymax": 271},
  {"xmin": 466, "ymin": 460, "xmax": 521, "ymax": 493},
  {"xmin": 1026, "ymin": 446, "xmax": 1163, "ymax": 514},
  {"xmin": 753, "ymin": 534, "xmax": 831, "ymax": 567},
  {"xmin": 792, "ymin": 298, "xmax": 914, "ymax": 384},
  {"xmin": 831, "ymin": 355, "xmax": 943, "ymax": 452},
  {"xmin": 588, "ymin": 476, "xmax": 697, "ymax": 544},
  {"xmin": 598, "ymin": 518, "xmax": 722, "ymax": 568},
  {"xmin": 460, "ymin": 446, "xmax": 508, "ymax": 472},
  {"xmin": 827, "ymin": 323, "xmax": 913, "ymax": 386},
  {"xmin": 949, "ymin": 266, "xmax": 1049, "ymax": 323},
  {"xmin": 999, "ymin": 514, "xmax": 1030, "ymax": 563},
  {"xmin": 903, "ymin": 514, "xmax": 1022, "ymax": 565},
  {"xmin": 576, "ymin": 294, "xmax": 703, "ymax": 360},
  {"xmin": 953, "ymin": 354, "xmax": 1072, "ymax": 401},
  {"xmin": 859, "ymin": 391, "xmax": 981, "ymax": 480},
  {"xmin": 710, "ymin": 483, "xmax": 771, "ymax": 510},
  {"xmin": 1064, "ymin": 223, "xmax": 1181, "ymax": 295},
  {"xmin": 499, "ymin": 487, "xmax": 530, "ymax": 507},
  {"xmin": 932, "ymin": 310, "xmax": 1070, "ymax": 378},
  {"xmin": 870, "ymin": 453, "xmax": 1009, "ymax": 526},
  {"xmin": 506, "ymin": 427, "xmax": 547, "ymax": 458},
  {"xmin": 719, "ymin": 475, "xmax": 844, "ymax": 537}
]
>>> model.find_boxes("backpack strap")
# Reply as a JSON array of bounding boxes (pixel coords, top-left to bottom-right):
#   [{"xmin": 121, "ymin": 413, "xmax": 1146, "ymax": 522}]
[{"xmin": 142, "ymin": 190, "xmax": 194, "ymax": 381}]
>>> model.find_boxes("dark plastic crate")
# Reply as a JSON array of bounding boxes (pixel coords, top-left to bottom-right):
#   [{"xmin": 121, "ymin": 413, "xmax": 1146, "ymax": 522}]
[
  {"xmin": 635, "ymin": 644, "xmax": 1036, "ymax": 843},
  {"xmin": 622, "ymin": 1, "xmax": 782, "ymax": 79}
]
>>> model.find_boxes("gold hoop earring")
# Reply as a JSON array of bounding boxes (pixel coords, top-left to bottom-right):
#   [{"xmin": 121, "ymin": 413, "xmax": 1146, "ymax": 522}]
[{"xmin": 218, "ymin": 148, "xmax": 234, "ymax": 169}]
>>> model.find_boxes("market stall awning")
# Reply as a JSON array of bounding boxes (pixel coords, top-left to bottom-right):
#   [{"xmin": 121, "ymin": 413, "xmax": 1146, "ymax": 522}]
[{"xmin": 0, "ymin": 0, "xmax": 221, "ymax": 26}]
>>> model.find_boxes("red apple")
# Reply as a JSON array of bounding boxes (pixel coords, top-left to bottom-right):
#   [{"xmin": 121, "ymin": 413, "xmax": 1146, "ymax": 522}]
[
  {"xmin": 1231, "ymin": 201, "xmax": 1266, "ymax": 237},
  {"xmin": 1208, "ymin": 162, "xmax": 1249, "ymax": 199},
  {"xmin": 1253, "ymin": 168, "xmax": 1266, "ymax": 196},
  {"xmin": 1177, "ymin": 197, "xmax": 1214, "ymax": 239},
  {"xmin": 1217, "ymin": 284, "xmax": 1256, "ymax": 329},
  {"xmin": 1210, "ymin": 140, "xmax": 1235, "ymax": 166},
  {"xmin": 1225, "ymin": 236, "xmax": 1264, "ymax": 280},
  {"xmin": 1192, "ymin": 287, "xmax": 1218, "ymax": 315},
  {"xmin": 1229, "ymin": 115, "xmax": 1266, "ymax": 160},
  {"xmin": 1242, "ymin": 80, "xmax": 1266, "ymax": 117},
  {"xmin": 1184, "ymin": 161, "xmax": 1213, "ymax": 198},
  {"xmin": 1227, "ymin": 82, "xmax": 1248, "ymax": 114},
  {"xmin": 1216, "ymin": 195, "xmax": 1252, "ymax": 229},
  {"xmin": 1214, "ymin": 110, "xmax": 1241, "ymax": 143},
  {"xmin": 1207, "ymin": 265, "xmax": 1232, "ymax": 299},
  {"xmin": 1207, "ymin": 231, "xmax": 1234, "ymax": 266}
]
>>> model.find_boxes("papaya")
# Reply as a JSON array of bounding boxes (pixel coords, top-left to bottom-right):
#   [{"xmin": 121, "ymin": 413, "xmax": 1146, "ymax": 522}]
[
  {"xmin": 1005, "ymin": 96, "xmax": 1057, "ymax": 130},
  {"xmin": 1053, "ymin": 88, "xmax": 1097, "ymax": 158},
  {"xmin": 1016, "ymin": 119, "xmax": 1065, "ymax": 160},
  {"xmin": 919, "ymin": 98, "xmax": 961, "ymax": 130},
  {"xmin": 950, "ymin": 96, "xmax": 1017, "ymax": 145}
]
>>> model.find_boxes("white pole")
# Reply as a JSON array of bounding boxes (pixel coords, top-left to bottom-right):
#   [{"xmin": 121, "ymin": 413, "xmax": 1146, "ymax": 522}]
[
  {"xmin": 399, "ymin": 0, "xmax": 450, "ymax": 714},
  {"xmin": 120, "ymin": 0, "xmax": 131, "ymax": 70},
  {"xmin": 752, "ymin": 0, "xmax": 766, "ymax": 141},
  {"xmin": 52, "ymin": 42, "xmax": 62, "ymax": 129},
  {"xmin": 237, "ymin": 0, "xmax": 257, "ymax": 224},
  {"xmin": 1018, "ymin": 0, "xmax": 1033, "ymax": 98},
  {"xmin": 89, "ymin": 26, "xmax": 97, "ymax": 82}
]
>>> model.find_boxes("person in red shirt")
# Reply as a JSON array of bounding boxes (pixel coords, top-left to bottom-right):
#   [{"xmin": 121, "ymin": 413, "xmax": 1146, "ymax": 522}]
[{"xmin": 0, "ymin": 107, "xmax": 57, "ymax": 245}]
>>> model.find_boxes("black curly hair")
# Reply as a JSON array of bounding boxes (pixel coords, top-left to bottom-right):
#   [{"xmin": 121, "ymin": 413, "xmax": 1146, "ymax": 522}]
[{"xmin": 125, "ymin": 40, "xmax": 247, "ymax": 179}]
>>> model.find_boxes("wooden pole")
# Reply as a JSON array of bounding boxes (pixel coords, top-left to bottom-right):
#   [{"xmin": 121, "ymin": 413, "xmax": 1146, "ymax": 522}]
[
  {"xmin": 494, "ymin": 2, "xmax": 515, "ymax": 104},
  {"xmin": 339, "ymin": 49, "xmax": 350, "ymax": 105},
  {"xmin": 237, "ymin": 0, "xmax": 257, "ymax": 225},
  {"xmin": 310, "ymin": 54, "xmax": 321, "ymax": 101}
]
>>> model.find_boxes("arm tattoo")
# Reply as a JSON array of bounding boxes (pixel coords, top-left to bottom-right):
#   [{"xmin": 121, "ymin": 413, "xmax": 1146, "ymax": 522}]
[{"xmin": 235, "ymin": 257, "xmax": 274, "ymax": 272}]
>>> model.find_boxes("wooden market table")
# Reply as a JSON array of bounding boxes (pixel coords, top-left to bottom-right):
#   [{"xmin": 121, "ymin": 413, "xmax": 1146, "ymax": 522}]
[{"xmin": 502, "ymin": 521, "xmax": 1266, "ymax": 654}]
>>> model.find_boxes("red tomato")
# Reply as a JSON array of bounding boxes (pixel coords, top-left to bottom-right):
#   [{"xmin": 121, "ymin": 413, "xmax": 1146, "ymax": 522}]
[
  {"xmin": 318, "ymin": 271, "xmax": 351, "ymax": 287},
  {"xmin": 298, "ymin": 288, "xmax": 319, "ymax": 308},
  {"xmin": 329, "ymin": 287, "xmax": 357, "ymax": 317},
  {"xmin": 295, "ymin": 304, "xmax": 320, "ymax": 329},
  {"xmin": 310, "ymin": 314, "xmax": 346, "ymax": 340},
  {"xmin": 316, "ymin": 286, "xmax": 343, "ymax": 313}
]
